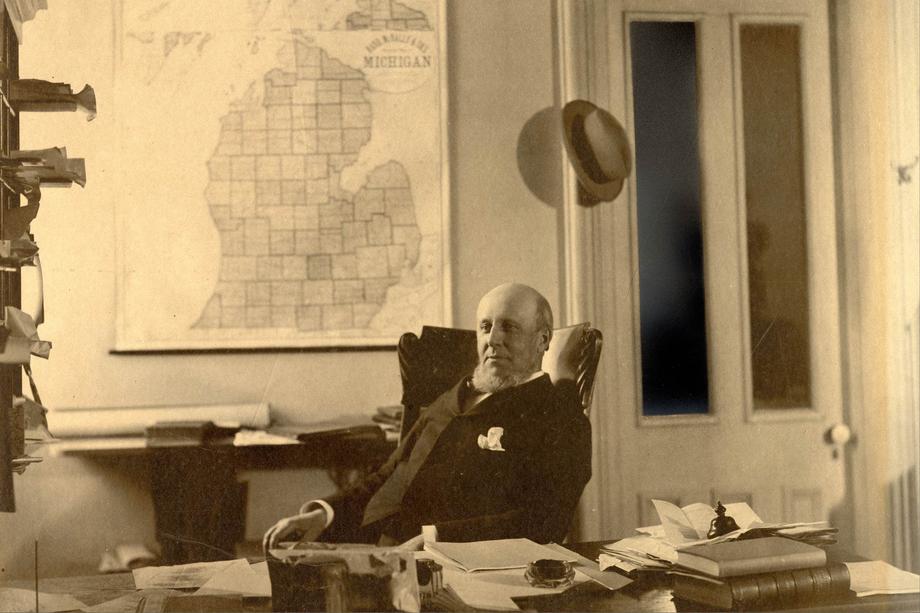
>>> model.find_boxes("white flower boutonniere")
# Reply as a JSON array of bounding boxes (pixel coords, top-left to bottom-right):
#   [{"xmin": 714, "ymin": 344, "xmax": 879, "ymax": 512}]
[{"xmin": 477, "ymin": 426, "xmax": 505, "ymax": 451}]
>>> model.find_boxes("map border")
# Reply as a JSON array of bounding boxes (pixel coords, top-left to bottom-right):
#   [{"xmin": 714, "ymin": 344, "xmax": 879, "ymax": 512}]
[{"xmin": 113, "ymin": 1, "xmax": 451, "ymax": 351}]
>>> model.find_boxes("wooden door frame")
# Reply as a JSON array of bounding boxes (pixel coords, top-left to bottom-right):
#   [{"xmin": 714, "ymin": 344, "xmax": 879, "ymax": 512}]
[
  {"xmin": 555, "ymin": 0, "xmax": 858, "ymax": 543},
  {"xmin": 829, "ymin": 0, "xmax": 919, "ymax": 565},
  {"xmin": 553, "ymin": 0, "xmax": 620, "ymax": 541}
]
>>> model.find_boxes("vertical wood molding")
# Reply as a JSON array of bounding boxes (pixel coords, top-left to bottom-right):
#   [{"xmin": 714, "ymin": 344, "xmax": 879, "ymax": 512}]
[
  {"xmin": 831, "ymin": 0, "xmax": 893, "ymax": 562},
  {"xmin": 554, "ymin": 0, "xmax": 620, "ymax": 540},
  {"xmin": 885, "ymin": 0, "xmax": 920, "ymax": 573}
]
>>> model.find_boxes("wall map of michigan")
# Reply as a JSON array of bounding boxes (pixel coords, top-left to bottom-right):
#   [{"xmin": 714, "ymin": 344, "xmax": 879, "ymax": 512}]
[{"xmin": 195, "ymin": 44, "xmax": 421, "ymax": 332}]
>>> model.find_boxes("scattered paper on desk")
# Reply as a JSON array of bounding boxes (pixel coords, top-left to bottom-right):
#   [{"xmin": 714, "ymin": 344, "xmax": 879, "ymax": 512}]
[
  {"xmin": 635, "ymin": 524, "xmax": 665, "ymax": 538},
  {"xmin": 82, "ymin": 589, "xmax": 184, "ymax": 613},
  {"xmin": 193, "ymin": 558, "xmax": 271, "ymax": 597},
  {"xmin": 425, "ymin": 538, "xmax": 576, "ymax": 572},
  {"xmin": 846, "ymin": 560, "xmax": 920, "ymax": 597},
  {"xmin": 132, "ymin": 559, "xmax": 240, "ymax": 589},
  {"xmin": 418, "ymin": 551, "xmax": 587, "ymax": 611},
  {"xmin": 598, "ymin": 554, "xmax": 635, "ymax": 574},
  {"xmin": 541, "ymin": 542, "xmax": 631, "ymax": 591},
  {"xmin": 652, "ymin": 499, "xmax": 760, "ymax": 545},
  {"xmin": 0, "ymin": 587, "xmax": 85, "ymax": 613},
  {"xmin": 603, "ymin": 535, "xmax": 677, "ymax": 565}
]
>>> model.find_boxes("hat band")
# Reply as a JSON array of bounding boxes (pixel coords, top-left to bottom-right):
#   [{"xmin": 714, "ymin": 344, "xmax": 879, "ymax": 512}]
[{"xmin": 572, "ymin": 115, "xmax": 613, "ymax": 184}]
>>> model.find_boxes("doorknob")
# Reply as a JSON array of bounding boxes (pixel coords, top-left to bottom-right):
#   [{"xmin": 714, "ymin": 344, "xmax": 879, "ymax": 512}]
[{"xmin": 824, "ymin": 423, "xmax": 853, "ymax": 459}]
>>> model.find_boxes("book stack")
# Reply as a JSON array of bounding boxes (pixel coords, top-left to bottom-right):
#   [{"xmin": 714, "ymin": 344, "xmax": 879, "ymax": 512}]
[
  {"xmin": 372, "ymin": 404, "xmax": 404, "ymax": 440},
  {"xmin": 671, "ymin": 536, "xmax": 851, "ymax": 610}
]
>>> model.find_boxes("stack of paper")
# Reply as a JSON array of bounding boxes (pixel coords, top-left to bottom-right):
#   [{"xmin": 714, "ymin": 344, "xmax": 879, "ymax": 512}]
[
  {"xmin": 132, "ymin": 558, "xmax": 268, "ymax": 595},
  {"xmin": 419, "ymin": 542, "xmax": 580, "ymax": 612},
  {"xmin": 598, "ymin": 500, "xmax": 839, "ymax": 576},
  {"xmin": 426, "ymin": 538, "xmax": 576, "ymax": 572},
  {"xmin": 82, "ymin": 589, "xmax": 185, "ymax": 613},
  {"xmin": 421, "ymin": 538, "xmax": 631, "ymax": 611},
  {"xmin": 598, "ymin": 535, "xmax": 676, "ymax": 574}
]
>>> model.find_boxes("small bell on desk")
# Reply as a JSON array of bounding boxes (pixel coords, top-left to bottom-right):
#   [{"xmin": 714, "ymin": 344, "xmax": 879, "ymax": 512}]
[{"xmin": 707, "ymin": 501, "xmax": 740, "ymax": 538}]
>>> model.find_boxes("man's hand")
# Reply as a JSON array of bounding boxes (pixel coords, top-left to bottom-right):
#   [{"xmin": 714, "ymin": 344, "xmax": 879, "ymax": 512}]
[
  {"xmin": 397, "ymin": 533, "xmax": 426, "ymax": 551},
  {"xmin": 262, "ymin": 508, "xmax": 327, "ymax": 552}
]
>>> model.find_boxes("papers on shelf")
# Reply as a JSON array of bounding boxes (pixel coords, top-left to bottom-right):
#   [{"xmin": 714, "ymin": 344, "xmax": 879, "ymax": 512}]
[
  {"xmin": 0, "ymin": 587, "xmax": 85, "ymax": 613},
  {"xmin": 232, "ymin": 429, "xmax": 299, "ymax": 446},
  {"xmin": 846, "ymin": 560, "xmax": 920, "ymax": 597},
  {"xmin": 132, "ymin": 559, "xmax": 241, "ymax": 589},
  {"xmin": 47, "ymin": 402, "xmax": 270, "ymax": 438},
  {"xmin": 425, "ymin": 538, "xmax": 577, "ymax": 572}
]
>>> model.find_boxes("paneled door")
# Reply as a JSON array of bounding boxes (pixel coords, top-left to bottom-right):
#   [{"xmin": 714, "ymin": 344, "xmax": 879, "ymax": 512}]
[{"xmin": 559, "ymin": 0, "xmax": 848, "ymax": 539}]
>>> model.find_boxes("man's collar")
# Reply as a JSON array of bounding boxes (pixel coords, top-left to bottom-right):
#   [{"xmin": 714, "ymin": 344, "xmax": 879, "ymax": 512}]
[
  {"xmin": 521, "ymin": 370, "xmax": 546, "ymax": 384},
  {"xmin": 461, "ymin": 370, "xmax": 547, "ymax": 413}
]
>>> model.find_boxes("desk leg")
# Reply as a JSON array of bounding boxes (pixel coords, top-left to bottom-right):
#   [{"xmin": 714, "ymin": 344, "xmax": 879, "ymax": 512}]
[{"xmin": 149, "ymin": 447, "xmax": 246, "ymax": 564}]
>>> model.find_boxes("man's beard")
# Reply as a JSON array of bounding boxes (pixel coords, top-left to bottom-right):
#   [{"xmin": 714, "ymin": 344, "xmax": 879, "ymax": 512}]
[{"xmin": 471, "ymin": 362, "xmax": 531, "ymax": 393}]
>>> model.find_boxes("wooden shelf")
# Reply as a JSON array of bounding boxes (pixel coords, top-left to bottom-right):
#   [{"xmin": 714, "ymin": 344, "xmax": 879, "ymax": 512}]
[{"xmin": 0, "ymin": 6, "xmax": 22, "ymax": 513}]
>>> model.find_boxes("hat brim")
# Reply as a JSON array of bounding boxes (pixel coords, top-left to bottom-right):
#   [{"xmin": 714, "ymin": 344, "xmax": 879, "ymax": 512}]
[{"xmin": 561, "ymin": 100, "xmax": 628, "ymax": 202}]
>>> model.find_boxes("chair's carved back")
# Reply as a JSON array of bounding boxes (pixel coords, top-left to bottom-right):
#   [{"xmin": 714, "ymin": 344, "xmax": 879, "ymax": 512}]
[
  {"xmin": 397, "ymin": 326, "xmax": 478, "ymax": 440},
  {"xmin": 542, "ymin": 323, "xmax": 604, "ymax": 413},
  {"xmin": 397, "ymin": 323, "xmax": 603, "ymax": 439}
]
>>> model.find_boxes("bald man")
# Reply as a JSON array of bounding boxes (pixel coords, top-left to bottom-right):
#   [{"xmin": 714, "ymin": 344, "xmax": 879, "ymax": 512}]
[{"xmin": 264, "ymin": 283, "xmax": 592, "ymax": 550}]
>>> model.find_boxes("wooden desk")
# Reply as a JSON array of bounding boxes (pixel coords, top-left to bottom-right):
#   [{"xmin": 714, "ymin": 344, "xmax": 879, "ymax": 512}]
[
  {"xmin": 5, "ymin": 544, "xmax": 918, "ymax": 612},
  {"xmin": 511, "ymin": 542, "xmax": 920, "ymax": 613},
  {"xmin": 51, "ymin": 429, "xmax": 395, "ymax": 565},
  {"xmin": 0, "ymin": 572, "xmax": 270, "ymax": 612}
]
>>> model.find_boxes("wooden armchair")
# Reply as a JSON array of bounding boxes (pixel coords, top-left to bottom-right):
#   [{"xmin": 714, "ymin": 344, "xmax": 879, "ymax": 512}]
[{"xmin": 396, "ymin": 323, "xmax": 603, "ymax": 439}]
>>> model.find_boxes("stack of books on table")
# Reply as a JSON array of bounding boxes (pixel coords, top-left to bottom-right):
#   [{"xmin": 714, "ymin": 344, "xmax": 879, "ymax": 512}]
[
  {"xmin": 670, "ymin": 536, "xmax": 850, "ymax": 610},
  {"xmin": 144, "ymin": 420, "xmax": 240, "ymax": 447},
  {"xmin": 372, "ymin": 405, "xmax": 404, "ymax": 441}
]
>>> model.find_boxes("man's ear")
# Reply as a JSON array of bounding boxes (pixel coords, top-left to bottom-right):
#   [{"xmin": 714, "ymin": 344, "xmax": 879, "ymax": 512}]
[{"xmin": 539, "ymin": 328, "xmax": 552, "ymax": 352}]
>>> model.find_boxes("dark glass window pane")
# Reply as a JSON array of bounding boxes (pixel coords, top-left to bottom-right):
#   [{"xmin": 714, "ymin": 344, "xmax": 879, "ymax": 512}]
[
  {"xmin": 740, "ymin": 24, "xmax": 811, "ymax": 409},
  {"xmin": 630, "ymin": 21, "xmax": 709, "ymax": 416}
]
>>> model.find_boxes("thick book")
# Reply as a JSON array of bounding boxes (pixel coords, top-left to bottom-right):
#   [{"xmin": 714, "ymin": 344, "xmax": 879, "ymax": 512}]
[
  {"xmin": 676, "ymin": 536, "xmax": 826, "ymax": 578},
  {"xmin": 672, "ymin": 562, "xmax": 851, "ymax": 610}
]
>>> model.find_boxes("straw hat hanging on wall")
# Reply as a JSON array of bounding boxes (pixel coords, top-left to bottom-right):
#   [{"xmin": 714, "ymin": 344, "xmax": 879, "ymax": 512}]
[{"xmin": 561, "ymin": 99, "xmax": 633, "ymax": 202}]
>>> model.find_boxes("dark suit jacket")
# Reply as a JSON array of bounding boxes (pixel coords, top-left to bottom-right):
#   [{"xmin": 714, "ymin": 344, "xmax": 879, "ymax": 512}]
[{"xmin": 322, "ymin": 373, "xmax": 592, "ymax": 544}]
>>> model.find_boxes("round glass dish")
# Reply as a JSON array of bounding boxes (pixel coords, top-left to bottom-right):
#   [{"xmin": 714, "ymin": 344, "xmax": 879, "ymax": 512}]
[{"xmin": 524, "ymin": 559, "xmax": 575, "ymax": 589}]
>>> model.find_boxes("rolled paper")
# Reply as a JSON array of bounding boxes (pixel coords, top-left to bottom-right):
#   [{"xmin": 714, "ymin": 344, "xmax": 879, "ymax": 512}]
[
  {"xmin": 2, "ymin": 306, "xmax": 51, "ymax": 360},
  {"xmin": 21, "ymin": 253, "xmax": 44, "ymax": 325},
  {"xmin": 9, "ymin": 80, "xmax": 96, "ymax": 120},
  {"xmin": 0, "ymin": 237, "xmax": 38, "ymax": 267},
  {"xmin": 7, "ymin": 159, "xmax": 86, "ymax": 187},
  {"xmin": 7, "ymin": 146, "xmax": 69, "ymax": 167},
  {"xmin": 46, "ymin": 402, "xmax": 272, "ymax": 438},
  {"xmin": 1, "ymin": 203, "xmax": 40, "ymax": 240},
  {"xmin": 2, "ymin": 175, "xmax": 41, "ymax": 206}
]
